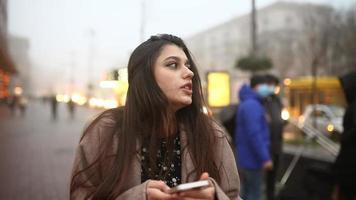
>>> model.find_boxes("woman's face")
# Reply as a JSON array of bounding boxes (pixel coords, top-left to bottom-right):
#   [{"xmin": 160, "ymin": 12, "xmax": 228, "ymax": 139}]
[{"xmin": 153, "ymin": 44, "xmax": 194, "ymax": 111}]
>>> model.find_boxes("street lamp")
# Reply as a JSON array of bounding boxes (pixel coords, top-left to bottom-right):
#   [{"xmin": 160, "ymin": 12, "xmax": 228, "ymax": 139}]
[
  {"xmin": 87, "ymin": 28, "xmax": 95, "ymax": 98},
  {"xmin": 140, "ymin": 0, "xmax": 146, "ymax": 42},
  {"xmin": 251, "ymin": 0, "xmax": 258, "ymax": 56}
]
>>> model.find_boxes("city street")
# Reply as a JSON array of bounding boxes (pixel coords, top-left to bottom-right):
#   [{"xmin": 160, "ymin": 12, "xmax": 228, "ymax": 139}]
[
  {"xmin": 0, "ymin": 100, "xmax": 337, "ymax": 199},
  {"xmin": 0, "ymin": 100, "xmax": 102, "ymax": 200}
]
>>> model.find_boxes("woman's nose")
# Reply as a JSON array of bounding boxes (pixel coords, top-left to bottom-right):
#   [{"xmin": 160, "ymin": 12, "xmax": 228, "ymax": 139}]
[{"xmin": 183, "ymin": 67, "xmax": 194, "ymax": 79}]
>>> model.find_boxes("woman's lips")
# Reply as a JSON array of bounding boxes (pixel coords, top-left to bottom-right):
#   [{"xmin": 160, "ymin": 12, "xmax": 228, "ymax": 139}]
[{"xmin": 181, "ymin": 83, "xmax": 193, "ymax": 94}]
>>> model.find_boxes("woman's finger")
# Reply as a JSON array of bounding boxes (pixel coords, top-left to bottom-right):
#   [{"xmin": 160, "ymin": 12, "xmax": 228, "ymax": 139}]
[
  {"xmin": 147, "ymin": 180, "xmax": 170, "ymax": 192},
  {"xmin": 199, "ymin": 172, "xmax": 210, "ymax": 180},
  {"xmin": 179, "ymin": 186, "xmax": 215, "ymax": 199},
  {"xmin": 147, "ymin": 180, "xmax": 177, "ymax": 200},
  {"xmin": 147, "ymin": 188, "xmax": 176, "ymax": 200}
]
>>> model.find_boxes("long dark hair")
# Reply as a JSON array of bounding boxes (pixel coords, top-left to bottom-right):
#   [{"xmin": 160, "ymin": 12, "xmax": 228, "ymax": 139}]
[{"xmin": 70, "ymin": 34, "xmax": 220, "ymax": 199}]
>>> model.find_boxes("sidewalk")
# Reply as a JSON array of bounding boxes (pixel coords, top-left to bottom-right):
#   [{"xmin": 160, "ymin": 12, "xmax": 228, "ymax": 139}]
[{"xmin": 0, "ymin": 101, "xmax": 101, "ymax": 199}]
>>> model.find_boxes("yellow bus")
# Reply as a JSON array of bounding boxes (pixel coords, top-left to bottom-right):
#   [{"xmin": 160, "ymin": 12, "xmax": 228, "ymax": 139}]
[{"xmin": 283, "ymin": 76, "xmax": 346, "ymax": 118}]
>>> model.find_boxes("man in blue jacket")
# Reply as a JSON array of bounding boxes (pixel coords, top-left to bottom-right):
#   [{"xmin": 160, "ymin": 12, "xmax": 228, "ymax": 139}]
[{"xmin": 234, "ymin": 75, "xmax": 273, "ymax": 200}]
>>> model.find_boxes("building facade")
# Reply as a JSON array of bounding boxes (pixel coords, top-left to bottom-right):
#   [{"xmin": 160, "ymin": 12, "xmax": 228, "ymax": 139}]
[
  {"xmin": 8, "ymin": 35, "xmax": 32, "ymax": 96},
  {"xmin": 186, "ymin": 2, "xmax": 334, "ymax": 103},
  {"xmin": 0, "ymin": 0, "xmax": 17, "ymax": 101}
]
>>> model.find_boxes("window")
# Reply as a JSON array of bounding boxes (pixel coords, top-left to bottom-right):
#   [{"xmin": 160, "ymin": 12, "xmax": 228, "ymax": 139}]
[{"xmin": 311, "ymin": 110, "xmax": 329, "ymax": 120}]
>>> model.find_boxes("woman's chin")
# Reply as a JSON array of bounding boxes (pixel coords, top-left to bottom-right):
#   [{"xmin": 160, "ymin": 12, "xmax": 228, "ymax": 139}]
[{"xmin": 172, "ymin": 99, "xmax": 192, "ymax": 111}]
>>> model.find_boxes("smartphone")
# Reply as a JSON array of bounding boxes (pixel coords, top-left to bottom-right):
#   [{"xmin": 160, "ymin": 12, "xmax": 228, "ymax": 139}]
[{"xmin": 168, "ymin": 180, "xmax": 210, "ymax": 193}]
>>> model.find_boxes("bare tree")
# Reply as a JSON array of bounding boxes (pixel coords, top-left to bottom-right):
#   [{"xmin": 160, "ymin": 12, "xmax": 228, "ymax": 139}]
[
  {"xmin": 330, "ymin": 5, "xmax": 356, "ymax": 75},
  {"xmin": 299, "ymin": 4, "xmax": 356, "ymax": 76},
  {"xmin": 297, "ymin": 5, "xmax": 334, "ymax": 76}
]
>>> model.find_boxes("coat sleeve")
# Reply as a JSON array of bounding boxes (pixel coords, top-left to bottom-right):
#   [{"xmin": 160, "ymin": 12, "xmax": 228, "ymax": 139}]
[
  {"xmin": 70, "ymin": 110, "xmax": 149, "ymax": 200},
  {"xmin": 70, "ymin": 111, "xmax": 117, "ymax": 199},
  {"xmin": 212, "ymin": 122, "xmax": 242, "ymax": 200},
  {"xmin": 113, "ymin": 181, "xmax": 149, "ymax": 200}
]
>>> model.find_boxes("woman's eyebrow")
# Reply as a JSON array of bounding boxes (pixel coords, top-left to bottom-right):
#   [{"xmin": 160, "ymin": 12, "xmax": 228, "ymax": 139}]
[
  {"xmin": 163, "ymin": 56, "xmax": 179, "ymax": 61},
  {"xmin": 163, "ymin": 56, "xmax": 188, "ymax": 62}
]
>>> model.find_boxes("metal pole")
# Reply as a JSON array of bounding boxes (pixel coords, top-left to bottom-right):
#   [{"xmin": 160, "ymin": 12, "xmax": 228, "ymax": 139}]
[
  {"xmin": 70, "ymin": 51, "xmax": 75, "ymax": 95},
  {"xmin": 87, "ymin": 29, "xmax": 95, "ymax": 98},
  {"xmin": 251, "ymin": 0, "xmax": 257, "ymax": 56},
  {"xmin": 310, "ymin": 35, "xmax": 318, "ymax": 129},
  {"xmin": 140, "ymin": 0, "xmax": 146, "ymax": 42}
]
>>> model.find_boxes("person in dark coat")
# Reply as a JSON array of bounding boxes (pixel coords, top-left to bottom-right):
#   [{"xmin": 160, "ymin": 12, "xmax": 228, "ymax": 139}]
[
  {"xmin": 333, "ymin": 70, "xmax": 356, "ymax": 200},
  {"xmin": 67, "ymin": 98, "xmax": 76, "ymax": 119},
  {"xmin": 264, "ymin": 74, "xmax": 285, "ymax": 200},
  {"xmin": 50, "ymin": 94, "xmax": 58, "ymax": 120},
  {"xmin": 8, "ymin": 94, "xmax": 19, "ymax": 115}
]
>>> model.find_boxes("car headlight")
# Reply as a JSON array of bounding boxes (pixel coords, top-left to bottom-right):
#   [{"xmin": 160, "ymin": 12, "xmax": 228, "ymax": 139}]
[
  {"xmin": 281, "ymin": 108, "xmax": 290, "ymax": 121},
  {"xmin": 326, "ymin": 124, "xmax": 334, "ymax": 132}
]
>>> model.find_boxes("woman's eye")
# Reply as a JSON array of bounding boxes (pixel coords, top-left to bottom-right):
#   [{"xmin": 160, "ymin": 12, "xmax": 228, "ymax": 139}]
[
  {"xmin": 166, "ymin": 62, "xmax": 177, "ymax": 68},
  {"xmin": 185, "ymin": 63, "xmax": 191, "ymax": 69}
]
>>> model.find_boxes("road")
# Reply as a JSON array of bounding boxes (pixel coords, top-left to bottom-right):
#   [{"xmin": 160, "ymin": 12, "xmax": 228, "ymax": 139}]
[{"xmin": 0, "ymin": 100, "xmax": 102, "ymax": 200}]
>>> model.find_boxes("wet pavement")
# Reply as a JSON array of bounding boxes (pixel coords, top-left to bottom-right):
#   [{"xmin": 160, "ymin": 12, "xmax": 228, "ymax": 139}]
[
  {"xmin": 0, "ymin": 100, "xmax": 338, "ymax": 199},
  {"xmin": 0, "ymin": 100, "xmax": 102, "ymax": 200}
]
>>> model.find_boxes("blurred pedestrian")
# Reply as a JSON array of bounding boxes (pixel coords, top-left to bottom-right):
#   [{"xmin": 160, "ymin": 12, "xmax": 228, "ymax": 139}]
[
  {"xmin": 18, "ymin": 96, "xmax": 28, "ymax": 117},
  {"xmin": 67, "ymin": 98, "xmax": 75, "ymax": 119},
  {"xmin": 219, "ymin": 103, "xmax": 239, "ymax": 146},
  {"xmin": 234, "ymin": 75, "xmax": 273, "ymax": 200},
  {"xmin": 8, "ymin": 94, "xmax": 18, "ymax": 115},
  {"xmin": 332, "ymin": 70, "xmax": 356, "ymax": 200},
  {"xmin": 70, "ymin": 34, "xmax": 241, "ymax": 199},
  {"xmin": 50, "ymin": 94, "xmax": 58, "ymax": 120},
  {"xmin": 264, "ymin": 74, "xmax": 285, "ymax": 200}
]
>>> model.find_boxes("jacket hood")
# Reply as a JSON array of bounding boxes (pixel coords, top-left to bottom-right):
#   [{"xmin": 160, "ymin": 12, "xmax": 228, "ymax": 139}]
[
  {"xmin": 339, "ymin": 70, "xmax": 356, "ymax": 104},
  {"xmin": 238, "ymin": 84, "xmax": 261, "ymax": 102}
]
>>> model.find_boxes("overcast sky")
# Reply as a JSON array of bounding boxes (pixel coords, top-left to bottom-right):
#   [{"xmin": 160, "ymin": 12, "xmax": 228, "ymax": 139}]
[{"xmin": 8, "ymin": 0, "xmax": 355, "ymax": 95}]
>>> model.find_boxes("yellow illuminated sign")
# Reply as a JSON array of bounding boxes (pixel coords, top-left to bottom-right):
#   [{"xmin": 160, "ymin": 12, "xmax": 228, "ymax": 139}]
[{"xmin": 207, "ymin": 72, "xmax": 230, "ymax": 107}]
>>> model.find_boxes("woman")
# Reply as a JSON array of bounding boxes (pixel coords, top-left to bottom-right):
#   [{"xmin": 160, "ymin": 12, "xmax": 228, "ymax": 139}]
[{"xmin": 70, "ymin": 34, "xmax": 240, "ymax": 200}]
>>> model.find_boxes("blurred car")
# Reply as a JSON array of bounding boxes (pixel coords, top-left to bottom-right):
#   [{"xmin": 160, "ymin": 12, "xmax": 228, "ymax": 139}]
[{"xmin": 298, "ymin": 104, "xmax": 345, "ymax": 137}]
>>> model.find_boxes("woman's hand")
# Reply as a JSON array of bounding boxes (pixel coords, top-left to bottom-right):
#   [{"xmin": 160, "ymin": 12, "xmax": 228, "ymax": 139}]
[
  {"xmin": 147, "ymin": 180, "xmax": 177, "ymax": 200},
  {"xmin": 177, "ymin": 172, "xmax": 216, "ymax": 200}
]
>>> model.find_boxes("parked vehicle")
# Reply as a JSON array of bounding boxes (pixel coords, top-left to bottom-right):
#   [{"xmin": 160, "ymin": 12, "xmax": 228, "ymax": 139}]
[{"xmin": 298, "ymin": 104, "xmax": 345, "ymax": 139}]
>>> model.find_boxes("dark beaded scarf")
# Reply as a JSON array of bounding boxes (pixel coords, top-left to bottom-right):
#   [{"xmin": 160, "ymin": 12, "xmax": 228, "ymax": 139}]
[{"xmin": 140, "ymin": 134, "xmax": 181, "ymax": 187}]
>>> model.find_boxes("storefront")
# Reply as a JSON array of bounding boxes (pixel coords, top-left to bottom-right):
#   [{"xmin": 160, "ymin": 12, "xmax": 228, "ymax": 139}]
[{"xmin": 0, "ymin": 44, "xmax": 17, "ymax": 102}]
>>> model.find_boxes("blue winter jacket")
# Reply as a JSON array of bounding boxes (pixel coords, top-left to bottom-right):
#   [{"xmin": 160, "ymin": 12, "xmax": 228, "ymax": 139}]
[{"xmin": 234, "ymin": 84, "xmax": 270, "ymax": 169}]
